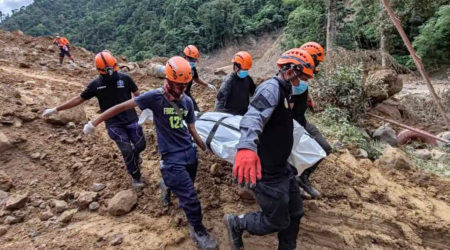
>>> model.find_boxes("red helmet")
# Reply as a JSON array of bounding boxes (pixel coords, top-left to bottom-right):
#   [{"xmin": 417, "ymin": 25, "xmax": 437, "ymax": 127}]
[{"xmin": 276, "ymin": 48, "xmax": 315, "ymax": 79}]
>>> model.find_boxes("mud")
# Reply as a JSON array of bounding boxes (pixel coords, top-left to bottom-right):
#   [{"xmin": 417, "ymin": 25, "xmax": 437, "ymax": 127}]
[{"xmin": 0, "ymin": 30, "xmax": 450, "ymax": 250}]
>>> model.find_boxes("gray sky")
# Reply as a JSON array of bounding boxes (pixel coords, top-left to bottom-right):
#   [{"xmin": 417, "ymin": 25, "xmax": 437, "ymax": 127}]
[{"xmin": 0, "ymin": 0, "xmax": 34, "ymax": 14}]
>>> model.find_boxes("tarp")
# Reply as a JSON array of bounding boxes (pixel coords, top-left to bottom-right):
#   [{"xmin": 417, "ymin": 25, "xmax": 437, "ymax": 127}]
[{"xmin": 139, "ymin": 110, "xmax": 326, "ymax": 176}]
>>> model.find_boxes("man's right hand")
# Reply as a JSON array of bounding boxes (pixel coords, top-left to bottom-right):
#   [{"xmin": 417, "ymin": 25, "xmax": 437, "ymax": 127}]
[
  {"xmin": 42, "ymin": 108, "xmax": 57, "ymax": 118},
  {"xmin": 233, "ymin": 149, "xmax": 262, "ymax": 189}
]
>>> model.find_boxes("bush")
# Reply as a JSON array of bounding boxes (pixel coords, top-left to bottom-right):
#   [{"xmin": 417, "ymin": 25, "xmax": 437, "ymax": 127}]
[{"xmin": 311, "ymin": 63, "xmax": 386, "ymax": 121}]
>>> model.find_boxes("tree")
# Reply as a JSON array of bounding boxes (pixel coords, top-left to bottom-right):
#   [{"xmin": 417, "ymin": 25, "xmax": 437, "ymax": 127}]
[
  {"xmin": 379, "ymin": 0, "xmax": 389, "ymax": 67},
  {"xmin": 326, "ymin": 0, "xmax": 338, "ymax": 51}
]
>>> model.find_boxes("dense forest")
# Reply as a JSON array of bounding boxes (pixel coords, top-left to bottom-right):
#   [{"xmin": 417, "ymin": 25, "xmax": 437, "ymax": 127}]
[{"xmin": 1, "ymin": 0, "xmax": 450, "ymax": 68}]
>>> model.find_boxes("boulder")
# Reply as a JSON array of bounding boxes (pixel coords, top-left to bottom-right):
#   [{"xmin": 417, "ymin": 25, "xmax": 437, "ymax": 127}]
[
  {"xmin": 58, "ymin": 209, "xmax": 76, "ymax": 223},
  {"xmin": 89, "ymin": 202, "xmax": 100, "ymax": 211},
  {"xmin": 50, "ymin": 200, "xmax": 68, "ymax": 213},
  {"xmin": 370, "ymin": 69, "xmax": 403, "ymax": 104},
  {"xmin": 92, "ymin": 183, "xmax": 106, "ymax": 192},
  {"xmin": 414, "ymin": 149, "xmax": 432, "ymax": 160},
  {"xmin": 0, "ymin": 191, "xmax": 9, "ymax": 206},
  {"xmin": 373, "ymin": 125, "xmax": 398, "ymax": 147},
  {"xmin": 214, "ymin": 65, "xmax": 233, "ymax": 76},
  {"xmin": 4, "ymin": 215, "xmax": 21, "ymax": 225},
  {"xmin": 0, "ymin": 132, "xmax": 12, "ymax": 153},
  {"xmin": 107, "ymin": 190, "xmax": 137, "ymax": 216},
  {"xmin": 378, "ymin": 148, "xmax": 413, "ymax": 170},
  {"xmin": 374, "ymin": 104, "xmax": 402, "ymax": 121},
  {"xmin": 0, "ymin": 171, "xmax": 12, "ymax": 191},
  {"xmin": 0, "ymin": 227, "xmax": 7, "ymax": 236},
  {"xmin": 110, "ymin": 233, "xmax": 124, "ymax": 246},
  {"xmin": 40, "ymin": 211, "xmax": 54, "ymax": 221},
  {"xmin": 436, "ymin": 131, "xmax": 450, "ymax": 148},
  {"xmin": 16, "ymin": 112, "xmax": 36, "ymax": 122},
  {"xmin": 45, "ymin": 105, "xmax": 86, "ymax": 125},
  {"xmin": 76, "ymin": 192, "xmax": 98, "ymax": 209},
  {"xmin": 5, "ymin": 193, "xmax": 28, "ymax": 210}
]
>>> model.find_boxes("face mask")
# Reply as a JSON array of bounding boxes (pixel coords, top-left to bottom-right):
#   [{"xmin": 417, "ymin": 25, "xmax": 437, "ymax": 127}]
[
  {"xmin": 189, "ymin": 62, "xmax": 196, "ymax": 69},
  {"xmin": 291, "ymin": 80, "xmax": 308, "ymax": 95},
  {"xmin": 237, "ymin": 70, "xmax": 248, "ymax": 78}
]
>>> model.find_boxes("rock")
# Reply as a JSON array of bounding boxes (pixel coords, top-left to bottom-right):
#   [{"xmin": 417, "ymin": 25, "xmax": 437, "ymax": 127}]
[
  {"xmin": 66, "ymin": 122, "xmax": 76, "ymax": 129},
  {"xmin": 0, "ymin": 132, "xmax": 12, "ymax": 153},
  {"xmin": 338, "ymin": 153, "xmax": 360, "ymax": 169},
  {"xmin": 430, "ymin": 149, "xmax": 450, "ymax": 162},
  {"xmin": 13, "ymin": 211, "xmax": 28, "ymax": 220},
  {"xmin": 58, "ymin": 191, "xmax": 74, "ymax": 201},
  {"xmin": 110, "ymin": 233, "xmax": 124, "ymax": 246},
  {"xmin": 50, "ymin": 200, "xmax": 68, "ymax": 213},
  {"xmin": 58, "ymin": 209, "xmax": 76, "ymax": 223},
  {"xmin": 374, "ymin": 104, "xmax": 402, "ymax": 121},
  {"xmin": 373, "ymin": 125, "xmax": 398, "ymax": 147},
  {"xmin": 145, "ymin": 63, "xmax": 165, "ymax": 78},
  {"xmin": 0, "ymin": 171, "xmax": 12, "ymax": 191},
  {"xmin": 29, "ymin": 230, "xmax": 41, "ymax": 238},
  {"xmin": 45, "ymin": 105, "xmax": 86, "ymax": 126},
  {"xmin": 4, "ymin": 216, "xmax": 21, "ymax": 225},
  {"xmin": 357, "ymin": 149, "xmax": 369, "ymax": 158},
  {"xmin": 414, "ymin": 149, "xmax": 432, "ymax": 160},
  {"xmin": 5, "ymin": 193, "xmax": 28, "ymax": 210},
  {"xmin": 0, "ymin": 227, "xmax": 7, "ymax": 236},
  {"xmin": 71, "ymin": 162, "xmax": 83, "ymax": 172},
  {"xmin": 0, "ymin": 191, "xmax": 9, "ymax": 206},
  {"xmin": 370, "ymin": 69, "xmax": 403, "ymax": 104},
  {"xmin": 92, "ymin": 183, "xmax": 106, "ymax": 192},
  {"xmin": 89, "ymin": 202, "xmax": 100, "ymax": 211},
  {"xmin": 210, "ymin": 164, "xmax": 219, "ymax": 176},
  {"xmin": 16, "ymin": 112, "xmax": 36, "ymax": 122},
  {"xmin": 30, "ymin": 199, "xmax": 43, "ymax": 207},
  {"xmin": 107, "ymin": 189, "xmax": 137, "ymax": 216},
  {"xmin": 76, "ymin": 192, "xmax": 98, "ymax": 209},
  {"xmin": 378, "ymin": 148, "xmax": 413, "ymax": 170},
  {"xmin": 19, "ymin": 62, "xmax": 31, "ymax": 69},
  {"xmin": 30, "ymin": 153, "xmax": 41, "ymax": 159},
  {"xmin": 61, "ymin": 137, "xmax": 76, "ymax": 144},
  {"xmin": 47, "ymin": 46, "xmax": 56, "ymax": 53},
  {"xmin": 0, "ymin": 210, "xmax": 11, "ymax": 217},
  {"xmin": 40, "ymin": 211, "xmax": 54, "ymax": 221}
]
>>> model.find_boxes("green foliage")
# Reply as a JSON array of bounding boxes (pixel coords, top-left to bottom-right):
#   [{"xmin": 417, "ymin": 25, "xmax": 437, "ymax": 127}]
[
  {"xmin": 311, "ymin": 63, "xmax": 386, "ymax": 121},
  {"xmin": 0, "ymin": 0, "xmax": 290, "ymax": 60},
  {"xmin": 414, "ymin": 5, "xmax": 450, "ymax": 69}
]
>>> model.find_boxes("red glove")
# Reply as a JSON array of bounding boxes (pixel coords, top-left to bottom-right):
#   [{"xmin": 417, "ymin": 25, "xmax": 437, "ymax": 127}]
[
  {"xmin": 307, "ymin": 100, "xmax": 315, "ymax": 112},
  {"xmin": 233, "ymin": 149, "xmax": 262, "ymax": 189}
]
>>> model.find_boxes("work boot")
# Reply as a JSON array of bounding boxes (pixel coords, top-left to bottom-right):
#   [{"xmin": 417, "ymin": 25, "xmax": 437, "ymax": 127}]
[
  {"xmin": 223, "ymin": 214, "xmax": 244, "ymax": 250},
  {"xmin": 189, "ymin": 225, "xmax": 218, "ymax": 250},
  {"xmin": 131, "ymin": 172, "xmax": 145, "ymax": 189},
  {"xmin": 297, "ymin": 170, "xmax": 320, "ymax": 198},
  {"xmin": 160, "ymin": 179, "xmax": 172, "ymax": 207}
]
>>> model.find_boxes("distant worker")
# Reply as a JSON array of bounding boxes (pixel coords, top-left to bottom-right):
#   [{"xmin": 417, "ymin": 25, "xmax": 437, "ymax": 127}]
[
  {"xmin": 42, "ymin": 51, "xmax": 146, "ymax": 189},
  {"xmin": 182, "ymin": 45, "xmax": 217, "ymax": 112},
  {"xmin": 290, "ymin": 42, "xmax": 332, "ymax": 198},
  {"xmin": 224, "ymin": 48, "xmax": 316, "ymax": 250},
  {"xmin": 83, "ymin": 56, "xmax": 218, "ymax": 250},
  {"xmin": 214, "ymin": 51, "xmax": 256, "ymax": 115},
  {"xmin": 53, "ymin": 33, "xmax": 74, "ymax": 64}
]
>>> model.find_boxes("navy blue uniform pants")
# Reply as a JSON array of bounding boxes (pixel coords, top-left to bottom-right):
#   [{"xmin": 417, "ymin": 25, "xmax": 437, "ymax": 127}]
[
  {"xmin": 185, "ymin": 91, "xmax": 200, "ymax": 112},
  {"xmin": 107, "ymin": 122, "xmax": 146, "ymax": 177},
  {"xmin": 241, "ymin": 166, "xmax": 304, "ymax": 250},
  {"xmin": 161, "ymin": 146, "xmax": 203, "ymax": 227}
]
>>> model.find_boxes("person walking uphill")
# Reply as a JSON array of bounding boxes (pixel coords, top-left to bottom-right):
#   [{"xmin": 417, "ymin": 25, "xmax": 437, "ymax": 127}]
[
  {"xmin": 42, "ymin": 51, "xmax": 146, "ymax": 189},
  {"xmin": 53, "ymin": 33, "xmax": 74, "ymax": 64},
  {"xmin": 214, "ymin": 51, "xmax": 256, "ymax": 115},
  {"xmin": 182, "ymin": 45, "xmax": 217, "ymax": 112},
  {"xmin": 290, "ymin": 42, "xmax": 332, "ymax": 198},
  {"xmin": 83, "ymin": 56, "xmax": 218, "ymax": 250},
  {"xmin": 223, "ymin": 48, "xmax": 317, "ymax": 250}
]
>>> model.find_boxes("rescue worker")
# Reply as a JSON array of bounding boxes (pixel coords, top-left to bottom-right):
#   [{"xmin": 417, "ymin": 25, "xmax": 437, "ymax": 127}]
[
  {"xmin": 53, "ymin": 33, "xmax": 74, "ymax": 64},
  {"xmin": 182, "ymin": 45, "xmax": 217, "ymax": 112},
  {"xmin": 214, "ymin": 51, "xmax": 256, "ymax": 115},
  {"xmin": 291, "ymin": 42, "xmax": 332, "ymax": 198},
  {"xmin": 42, "ymin": 51, "xmax": 146, "ymax": 189},
  {"xmin": 83, "ymin": 56, "xmax": 218, "ymax": 250},
  {"xmin": 223, "ymin": 48, "xmax": 316, "ymax": 250}
]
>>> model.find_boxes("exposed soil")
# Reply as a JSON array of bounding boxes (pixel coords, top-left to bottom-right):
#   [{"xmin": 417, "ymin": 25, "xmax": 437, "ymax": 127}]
[{"xmin": 0, "ymin": 30, "xmax": 450, "ymax": 250}]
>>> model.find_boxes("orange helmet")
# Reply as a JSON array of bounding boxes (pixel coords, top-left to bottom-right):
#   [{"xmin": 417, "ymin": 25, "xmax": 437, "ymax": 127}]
[
  {"xmin": 277, "ymin": 48, "xmax": 315, "ymax": 79},
  {"xmin": 183, "ymin": 45, "xmax": 199, "ymax": 60},
  {"xmin": 95, "ymin": 51, "xmax": 118, "ymax": 75},
  {"xmin": 300, "ymin": 42, "xmax": 325, "ymax": 62},
  {"xmin": 164, "ymin": 56, "xmax": 193, "ymax": 83},
  {"xmin": 232, "ymin": 51, "xmax": 252, "ymax": 70}
]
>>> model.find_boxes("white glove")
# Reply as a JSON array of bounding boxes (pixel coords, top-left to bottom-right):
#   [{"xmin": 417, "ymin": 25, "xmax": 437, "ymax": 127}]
[
  {"xmin": 207, "ymin": 84, "xmax": 217, "ymax": 92},
  {"xmin": 83, "ymin": 121, "xmax": 96, "ymax": 135},
  {"xmin": 138, "ymin": 109, "xmax": 154, "ymax": 125},
  {"xmin": 42, "ymin": 108, "xmax": 58, "ymax": 118}
]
